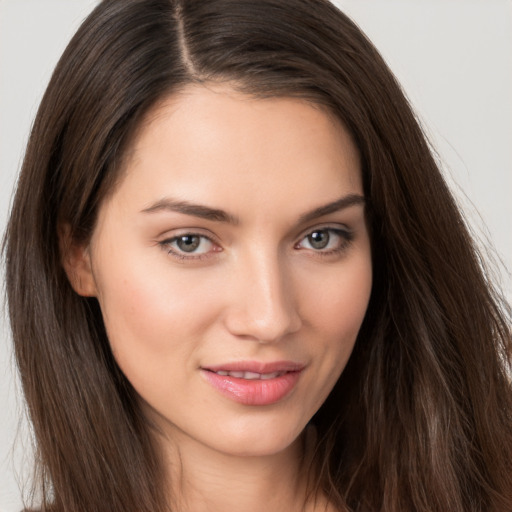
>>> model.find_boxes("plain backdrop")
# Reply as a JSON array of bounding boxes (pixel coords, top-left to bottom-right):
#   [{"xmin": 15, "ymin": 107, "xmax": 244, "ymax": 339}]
[{"xmin": 1, "ymin": 1, "xmax": 511, "ymax": 510}]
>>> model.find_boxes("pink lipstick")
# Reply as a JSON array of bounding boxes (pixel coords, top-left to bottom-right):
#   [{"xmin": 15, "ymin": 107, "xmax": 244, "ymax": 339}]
[{"xmin": 201, "ymin": 361, "xmax": 304, "ymax": 406}]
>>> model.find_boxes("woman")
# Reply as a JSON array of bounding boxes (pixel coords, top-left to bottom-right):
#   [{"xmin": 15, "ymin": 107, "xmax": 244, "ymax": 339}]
[{"xmin": 3, "ymin": 0, "xmax": 511, "ymax": 511}]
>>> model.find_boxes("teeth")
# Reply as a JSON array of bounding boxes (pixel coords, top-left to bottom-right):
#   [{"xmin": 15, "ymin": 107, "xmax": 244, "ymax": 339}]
[
  {"xmin": 261, "ymin": 371, "xmax": 280, "ymax": 380},
  {"xmin": 243, "ymin": 371, "xmax": 261, "ymax": 380},
  {"xmin": 214, "ymin": 370, "xmax": 283, "ymax": 380}
]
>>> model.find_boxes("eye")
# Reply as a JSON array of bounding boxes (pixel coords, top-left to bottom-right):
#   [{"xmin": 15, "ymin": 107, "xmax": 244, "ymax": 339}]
[
  {"xmin": 160, "ymin": 233, "xmax": 220, "ymax": 260},
  {"xmin": 174, "ymin": 234, "xmax": 205, "ymax": 253},
  {"xmin": 296, "ymin": 227, "xmax": 352, "ymax": 254}
]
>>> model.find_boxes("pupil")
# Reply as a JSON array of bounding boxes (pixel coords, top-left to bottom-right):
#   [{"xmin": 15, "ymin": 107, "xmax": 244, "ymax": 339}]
[
  {"xmin": 309, "ymin": 230, "xmax": 329, "ymax": 249},
  {"xmin": 177, "ymin": 235, "xmax": 200, "ymax": 252}
]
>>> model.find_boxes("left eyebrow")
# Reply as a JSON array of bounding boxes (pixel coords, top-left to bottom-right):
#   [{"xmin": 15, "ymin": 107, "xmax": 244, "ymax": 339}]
[{"xmin": 298, "ymin": 194, "xmax": 366, "ymax": 224}]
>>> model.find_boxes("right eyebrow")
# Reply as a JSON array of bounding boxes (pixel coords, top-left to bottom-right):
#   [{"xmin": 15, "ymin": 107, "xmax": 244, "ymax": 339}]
[{"xmin": 140, "ymin": 197, "xmax": 239, "ymax": 225}]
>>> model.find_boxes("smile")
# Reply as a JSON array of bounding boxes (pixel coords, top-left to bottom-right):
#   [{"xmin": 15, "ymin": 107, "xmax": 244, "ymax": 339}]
[
  {"xmin": 201, "ymin": 361, "xmax": 304, "ymax": 406},
  {"xmin": 211, "ymin": 370, "xmax": 284, "ymax": 380}
]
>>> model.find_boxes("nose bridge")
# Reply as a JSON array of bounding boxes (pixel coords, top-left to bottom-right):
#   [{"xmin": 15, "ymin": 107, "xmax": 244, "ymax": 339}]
[{"xmin": 225, "ymin": 246, "xmax": 301, "ymax": 342}]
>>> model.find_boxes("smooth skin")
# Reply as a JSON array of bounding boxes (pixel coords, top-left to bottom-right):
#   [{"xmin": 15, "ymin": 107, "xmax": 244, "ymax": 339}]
[{"xmin": 63, "ymin": 84, "xmax": 372, "ymax": 512}]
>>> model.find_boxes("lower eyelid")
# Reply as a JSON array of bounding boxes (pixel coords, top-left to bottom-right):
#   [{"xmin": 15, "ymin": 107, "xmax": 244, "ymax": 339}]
[
  {"xmin": 159, "ymin": 227, "xmax": 353, "ymax": 260},
  {"xmin": 159, "ymin": 233, "xmax": 222, "ymax": 261}
]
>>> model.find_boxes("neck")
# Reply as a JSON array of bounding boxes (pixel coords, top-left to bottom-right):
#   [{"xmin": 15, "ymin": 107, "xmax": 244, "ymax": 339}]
[{"xmin": 159, "ymin": 427, "xmax": 324, "ymax": 512}]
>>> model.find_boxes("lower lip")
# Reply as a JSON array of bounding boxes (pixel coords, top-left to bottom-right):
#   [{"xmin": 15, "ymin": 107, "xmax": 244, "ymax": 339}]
[{"xmin": 202, "ymin": 370, "xmax": 302, "ymax": 406}]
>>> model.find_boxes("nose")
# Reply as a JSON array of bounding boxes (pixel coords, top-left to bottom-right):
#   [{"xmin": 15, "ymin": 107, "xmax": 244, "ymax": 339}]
[{"xmin": 223, "ymin": 250, "xmax": 302, "ymax": 343}]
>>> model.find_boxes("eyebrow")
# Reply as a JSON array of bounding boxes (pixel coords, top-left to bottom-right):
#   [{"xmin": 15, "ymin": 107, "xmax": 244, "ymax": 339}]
[
  {"xmin": 298, "ymin": 193, "xmax": 365, "ymax": 224},
  {"xmin": 141, "ymin": 198, "xmax": 239, "ymax": 224},
  {"xmin": 141, "ymin": 193, "xmax": 365, "ymax": 225}
]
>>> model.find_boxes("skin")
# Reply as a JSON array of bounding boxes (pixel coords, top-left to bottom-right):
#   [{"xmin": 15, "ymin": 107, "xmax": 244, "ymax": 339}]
[{"xmin": 64, "ymin": 84, "xmax": 372, "ymax": 512}]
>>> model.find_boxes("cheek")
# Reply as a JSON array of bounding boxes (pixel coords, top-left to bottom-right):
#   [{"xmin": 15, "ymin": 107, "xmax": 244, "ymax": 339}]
[
  {"xmin": 305, "ymin": 256, "xmax": 372, "ymax": 346},
  {"xmin": 290, "ymin": 255, "xmax": 372, "ymax": 418},
  {"xmin": 91, "ymin": 250, "xmax": 220, "ymax": 379}
]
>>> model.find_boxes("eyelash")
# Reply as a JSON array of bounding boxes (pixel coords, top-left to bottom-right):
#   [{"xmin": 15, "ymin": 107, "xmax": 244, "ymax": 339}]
[
  {"xmin": 159, "ymin": 226, "xmax": 354, "ymax": 262},
  {"xmin": 160, "ymin": 232, "xmax": 219, "ymax": 261},
  {"xmin": 294, "ymin": 227, "xmax": 354, "ymax": 257}
]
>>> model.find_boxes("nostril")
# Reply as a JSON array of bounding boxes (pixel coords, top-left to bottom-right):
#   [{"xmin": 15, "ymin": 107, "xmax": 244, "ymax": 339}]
[
  {"xmin": 223, "ymin": 258, "xmax": 302, "ymax": 342},
  {"xmin": 224, "ymin": 305, "xmax": 302, "ymax": 344}
]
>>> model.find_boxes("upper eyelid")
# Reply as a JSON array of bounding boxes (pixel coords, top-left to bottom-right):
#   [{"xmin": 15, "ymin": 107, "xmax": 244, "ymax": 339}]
[
  {"xmin": 158, "ymin": 231, "xmax": 220, "ymax": 256},
  {"xmin": 296, "ymin": 223, "xmax": 352, "ymax": 241},
  {"xmin": 158, "ymin": 224, "xmax": 352, "ymax": 246},
  {"xmin": 159, "ymin": 228, "xmax": 219, "ymax": 244},
  {"xmin": 160, "ymin": 234, "xmax": 220, "ymax": 261},
  {"xmin": 294, "ymin": 227, "xmax": 354, "ymax": 257},
  {"xmin": 157, "ymin": 217, "xmax": 353, "ymax": 236}
]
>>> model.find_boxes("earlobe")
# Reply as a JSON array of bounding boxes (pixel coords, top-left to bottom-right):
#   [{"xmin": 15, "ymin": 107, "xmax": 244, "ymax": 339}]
[{"xmin": 58, "ymin": 224, "xmax": 97, "ymax": 297}]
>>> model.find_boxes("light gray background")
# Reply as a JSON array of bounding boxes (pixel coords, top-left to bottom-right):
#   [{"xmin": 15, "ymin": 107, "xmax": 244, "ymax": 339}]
[{"xmin": 1, "ymin": 1, "xmax": 510, "ymax": 510}]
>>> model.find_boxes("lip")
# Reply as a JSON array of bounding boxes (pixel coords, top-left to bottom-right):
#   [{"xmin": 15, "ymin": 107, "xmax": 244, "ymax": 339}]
[
  {"xmin": 201, "ymin": 360, "xmax": 305, "ymax": 406},
  {"xmin": 204, "ymin": 360, "xmax": 304, "ymax": 374}
]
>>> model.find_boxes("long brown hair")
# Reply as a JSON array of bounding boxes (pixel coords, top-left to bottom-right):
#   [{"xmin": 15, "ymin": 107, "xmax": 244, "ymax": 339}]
[{"xmin": 4, "ymin": 0, "xmax": 512, "ymax": 511}]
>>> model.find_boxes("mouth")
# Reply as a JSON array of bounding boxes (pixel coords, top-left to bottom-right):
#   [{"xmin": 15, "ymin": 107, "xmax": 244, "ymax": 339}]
[
  {"xmin": 201, "ymin": 361, "xmax": 305, "ymax": 406},
  {"xmin": 208, "ymin": 369, "xmax": 287, "ymax": 380}
]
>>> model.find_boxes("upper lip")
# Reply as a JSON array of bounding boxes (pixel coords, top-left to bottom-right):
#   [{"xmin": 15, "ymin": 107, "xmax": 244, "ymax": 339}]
[{"xmin": 202, "ymin": 360, "xmax": 305, "ymax": 374}]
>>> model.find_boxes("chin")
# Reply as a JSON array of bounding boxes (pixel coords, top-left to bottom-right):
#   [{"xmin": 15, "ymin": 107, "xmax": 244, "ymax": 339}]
[{"xmin": 207, "ymin": 417, "xmax": 307, "ymax": 458}]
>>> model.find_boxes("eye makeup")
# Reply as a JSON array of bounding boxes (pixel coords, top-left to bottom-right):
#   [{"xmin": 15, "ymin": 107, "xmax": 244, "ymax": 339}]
[
  {"xmin": 158, "ymin": 223, "xmax": 355, "ymax": 263},
  {"xmin": 295, "ymin": 226, "xmax": 354, "ymax": 258}
]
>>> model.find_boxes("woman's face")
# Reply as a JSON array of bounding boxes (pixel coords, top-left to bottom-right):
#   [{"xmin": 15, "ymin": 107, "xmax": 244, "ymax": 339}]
[{"xmin": 72, "ymin": 84, "xmax": 372, "ymax": 457}]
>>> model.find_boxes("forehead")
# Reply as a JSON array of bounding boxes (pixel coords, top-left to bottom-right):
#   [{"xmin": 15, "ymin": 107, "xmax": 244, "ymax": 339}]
[{"xmin": 110, "ymin": 83, "xmax": 362, "ymax": 217}]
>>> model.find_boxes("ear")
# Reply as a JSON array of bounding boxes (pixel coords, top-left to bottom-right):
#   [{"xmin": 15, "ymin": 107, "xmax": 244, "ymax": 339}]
[{"xmin": 59, "ymin": 224, "xmax": 97, "ymax": 297}]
